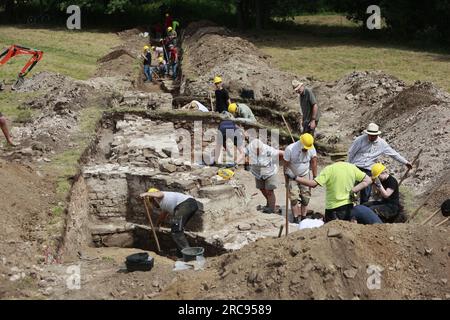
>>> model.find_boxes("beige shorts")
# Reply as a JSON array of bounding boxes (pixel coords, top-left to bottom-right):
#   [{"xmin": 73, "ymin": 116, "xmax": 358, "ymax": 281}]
[
  {"xmin": 255, "ymin": 174, "xmax": 278, "ymax": 190},
  {"xmin": 289, "ymin": 180, "xmax": 311, "ymax": 206}
]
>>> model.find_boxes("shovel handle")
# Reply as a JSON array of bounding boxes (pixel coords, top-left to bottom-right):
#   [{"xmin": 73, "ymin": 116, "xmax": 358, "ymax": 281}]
[
  {"xmin": 420, "ymin": 208, "xmax": 441, "ymax": 225},
  {"xmin": 434, "ymin": 217, "xmax": 449, "ymax": 227},
  {"xmin": 143, "ymin": 197, "xmax": 161, "ymax": 253}
]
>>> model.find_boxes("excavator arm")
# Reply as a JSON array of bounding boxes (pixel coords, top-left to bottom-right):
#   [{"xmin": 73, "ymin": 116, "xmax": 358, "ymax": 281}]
[{"xmin": 0, "ymin": 44, "xmax": 44, "ymax": 90}]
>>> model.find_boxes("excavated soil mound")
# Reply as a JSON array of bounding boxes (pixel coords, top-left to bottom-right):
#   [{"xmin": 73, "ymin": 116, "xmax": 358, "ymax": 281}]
[
  {"xmin": 160, "ymin": 221, "xmax": 450, "ymax": 300},
  {"xmin": 315, "ymin": 71, "xmax": 450, "ymax": 196},
  {"xmin": 17, "ymin": 71, "xmax": 76, "ymax": 93},
  {"xmin": 97, "ymin": 49, "xmax": 136, "ymax": 64},
  {"xmin": 181, "ymin": 22, "xmax": 300, "ymax": 110}
]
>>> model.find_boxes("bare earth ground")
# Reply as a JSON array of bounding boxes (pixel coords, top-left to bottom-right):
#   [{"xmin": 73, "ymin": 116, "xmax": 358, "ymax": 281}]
[{"xmin": 0, "ymin": 23, "xmax": 449, "ymax": 300}]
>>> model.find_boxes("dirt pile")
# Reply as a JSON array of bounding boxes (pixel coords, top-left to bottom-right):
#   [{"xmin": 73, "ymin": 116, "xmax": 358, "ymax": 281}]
[
  {"xmin": 314, "ymin": 71, "xmax": 450, "ymax": 196},
  {"xmin": 17, "ymin": 71, "xmax": 76, "ymax": 93},
  {"xmin": 160, "ymin": 221, "xmax": 450, "ymax": 300},
  {"xmin": 0, "ymin": 159, "xmax": 57, "ymax": 298},
  {"xmin": 181, "ymin": 22, "xmax": 301, "ymax": 110}
]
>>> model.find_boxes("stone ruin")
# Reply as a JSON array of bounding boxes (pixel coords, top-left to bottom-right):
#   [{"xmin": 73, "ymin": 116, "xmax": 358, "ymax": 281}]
[{"xmin": 68, "ymin": 112, "xmax": 290, "ymax": 258}]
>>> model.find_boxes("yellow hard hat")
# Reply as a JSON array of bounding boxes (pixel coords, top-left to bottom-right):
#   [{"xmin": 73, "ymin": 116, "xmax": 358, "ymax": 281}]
[
  {"xmin": 143, "ymin": 45, "xmax": 150, "ymax": 51},
  {"xmin": 151, "ymin": 46, "xmax": 155, "ymax": 50},
  {"xmin": 147, "ymin": 187, "xmax": 160, "ymax": 193},
  {"xmin": 158, "ymin": 57, "xmax": 164, "ymax": 63},
  {"xmin": 300, "ymin": 133, "xmax": 314, "ymax": 150},
  {"xmin": 228, "ymin": 103, "xmax": 238, "ymax": 114},
  {"xmin": 213, "ymin": 76, "xmax": 222, "ymax": 84},
  {"xmin": 167, "ymin": 26, "xmax": 173, "ymax": 32},
  {"xmin": 371, "ymin": 163, "xmax": 386, "ymax": 179},
  {"xmin": 218, "ymin": 168, "xmax": 235, "ymax": 180}
]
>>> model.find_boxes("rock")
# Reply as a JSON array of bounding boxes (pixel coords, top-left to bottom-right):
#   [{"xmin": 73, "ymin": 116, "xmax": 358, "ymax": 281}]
[
  {"xmin": 151, "ymin": 281, "xmax": 160, "ymax": 288},
  {"xmin": 238, "ymin": 223, "xmax": 251, "ymax": 231},
  {"xmin": 343, "ymin": 268, "xmax": 358, "ymax": 279},
  {"xmin": 440, "ymin": 279, "xmax": 448, "ymax": 285},
  {"xmin": 345, "ymin": 94, "xmax": 354, "ymax": 100},
  {"xmin": 327, "ymin": 228, "xmax": 342, "ymax": 238},
  {"xmin": 290, "ymin": 244, "xmax": 302, "ymax": 257},
  {"xmin": 159, "ymin": 162, "xmax": 177, "ymax": 173},
  {"xmin": 424, "ymin": 248, "xmax": 433, "ymax": 256},
  {"xmin": 42, "ymin": 287, "xmax": 53, "ymax": 296},
  {"xmin": 199, "ymin": 185, "xmax": 235, "ymax": 199},
  {"xmin": 389, "ymin": 236, "xmax": 394, "ymax": 241}
]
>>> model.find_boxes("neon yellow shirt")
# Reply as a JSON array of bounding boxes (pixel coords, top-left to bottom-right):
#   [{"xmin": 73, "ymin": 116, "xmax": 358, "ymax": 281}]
[{"xmin": 314, "ymin": 162, "xmax": 366, "ymax": 210}]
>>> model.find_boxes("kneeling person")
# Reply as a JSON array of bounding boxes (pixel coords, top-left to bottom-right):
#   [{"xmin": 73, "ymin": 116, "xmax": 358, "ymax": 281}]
[
  {"xmin": 140, "ymin": 188, "xmax": 199, "ymax": 252},
  {"xmin": 228, "ymin": 103, "xmax": 256, "ymax": 123},
  {"xmin": 244, "ymin": 139, "xmax": 284, "ymax": 214},
  {"xmin": 365, "ymin": 163, "xmax": 401, "ymax": 222}
]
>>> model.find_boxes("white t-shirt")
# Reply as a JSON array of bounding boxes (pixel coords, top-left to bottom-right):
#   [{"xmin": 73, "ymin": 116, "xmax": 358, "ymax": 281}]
[
  {"xmin": 284, "ymin": 141, "xmax": 317, "ymax": 177},
  {"xmin": 192, "ymin": 100, "xmax": 209, "ymax": 112},
  {"xmin": 245, "ymin": 139, "xmax": 279, "ymax": 180},
  {"xmin": 298, "ymin": 218, "xmax": 324, "ymax": 230},
  {"xmin": 159, "ymin": 192, "xmax": 193, "ymax": 215}
]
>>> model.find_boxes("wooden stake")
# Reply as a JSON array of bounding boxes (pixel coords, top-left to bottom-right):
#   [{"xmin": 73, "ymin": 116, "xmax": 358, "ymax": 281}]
[
  {"xmin": 278, "ymin": 225, "xmax": 284, "ymax": 238},
  {"xmin": 434, "ymin": 217, "xmax": 449, "ymax": 227},
  {"xmin": 281, "ymin": 114, "xmax": 295, "ymax": 143},
  {"xmin": 209, "ymin": 91, "xmax": 215, "ymax": 112},
  {"xmin": 143, "ymin": 197, "xmax": 161, "ymax": 253},
  {"xmin": 285, "ymin": 178, "xmax": 289, "ymax": 236},
  {"xmin": 420, "ymin": 208, "xmax": 441, "ymax": 225}
]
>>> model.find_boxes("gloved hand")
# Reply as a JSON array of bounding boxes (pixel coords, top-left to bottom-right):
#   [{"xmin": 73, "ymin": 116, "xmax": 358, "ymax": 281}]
[
  {"xmin": 373, "ymin": 178, "xmax": 382, "ymax": 188},
  {"xmin": 349, "ymin": 191, "xmax": 358, "ymax": 203}
]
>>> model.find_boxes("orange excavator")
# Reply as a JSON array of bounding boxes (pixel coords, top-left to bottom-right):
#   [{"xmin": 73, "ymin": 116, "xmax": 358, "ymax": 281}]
[{"xmin": 0, "ymin": 44, "xmax": 43, "ymax": 91}]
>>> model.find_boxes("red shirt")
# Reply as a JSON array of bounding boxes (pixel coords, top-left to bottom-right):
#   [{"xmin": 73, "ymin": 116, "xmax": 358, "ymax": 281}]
[
  {"xmin": 165, "ymin": 15, "xmax": 173, "ymax": 29},
  {"xmin": 170, "ymin": 47, "xmax": 178, "ymax": 62}
]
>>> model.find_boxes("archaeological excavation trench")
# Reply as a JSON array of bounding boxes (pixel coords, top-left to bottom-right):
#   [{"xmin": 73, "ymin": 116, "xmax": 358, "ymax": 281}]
[
  {"xmin": 57, "ymin": 22, "xmax": 449, "ymax": 266},
  {"xmin": 63, "ymin": 110, "xmax": 303, "ymax": 260},
  {"xmin": 1, "ymin": 22, "xmax": 449, "ymax": 300}
]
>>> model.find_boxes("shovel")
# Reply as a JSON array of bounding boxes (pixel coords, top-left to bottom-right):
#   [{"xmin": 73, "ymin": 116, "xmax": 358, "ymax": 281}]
[{"xmin": 143, "ymin": 197, "xmax": 161, "ymax": 253}]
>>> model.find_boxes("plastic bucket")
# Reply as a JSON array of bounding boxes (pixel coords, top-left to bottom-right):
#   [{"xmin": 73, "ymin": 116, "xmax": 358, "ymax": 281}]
[{"xmin": 181, "ymin": 247, "xmax": 204, "ymax": 262}]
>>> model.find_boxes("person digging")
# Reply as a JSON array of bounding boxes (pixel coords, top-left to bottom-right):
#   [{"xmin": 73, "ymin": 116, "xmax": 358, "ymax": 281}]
[
  {"xmin": 239, "ymin": 138, "xmax": 284, "ymax": 214},
  {"xmin": 140, "ymin": 188, "xmax": 200, "ymax": 255},
  {"xmin": 228, "ymin": 103, "xmax": 257, "ymax": 123},
  {"xmin": 284, "ymin": 133, "xmax": 318, "ymax": 223}
]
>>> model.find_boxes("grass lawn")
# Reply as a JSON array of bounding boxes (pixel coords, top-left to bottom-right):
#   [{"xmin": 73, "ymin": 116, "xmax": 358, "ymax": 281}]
[
  {"xmin": 1, "ymin": 26, "xmax": 119, "ymax": 213},
  {"xmin": 0, "ymin": 26, "xmax": 120, "ymax": 122},
  {"xmin": 0, "ymin": 26, "xmax": 121, "ymax": 81},
  {"xmin": 254, "ymin": 15, "xmax": 450, "ymax": 92}
]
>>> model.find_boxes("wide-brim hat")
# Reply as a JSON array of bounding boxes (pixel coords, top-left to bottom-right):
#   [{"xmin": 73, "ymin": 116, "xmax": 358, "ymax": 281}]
[
  {"xmin": 364, "ymin": 123, "xmax": 381, "ymax": 135},
  {"xmin": 292, "ymin": 79, "xmax": 304, "ymax": 91}
]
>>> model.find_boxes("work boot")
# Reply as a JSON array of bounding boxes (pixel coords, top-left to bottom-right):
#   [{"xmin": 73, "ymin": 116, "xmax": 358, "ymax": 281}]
[
  {"xmin": 172, "ymin": 232, "xmax": 190, "ymax": 252},
  {"xmin": 292, "ymin": 216, "xmax": 299, "ymax": 224}
]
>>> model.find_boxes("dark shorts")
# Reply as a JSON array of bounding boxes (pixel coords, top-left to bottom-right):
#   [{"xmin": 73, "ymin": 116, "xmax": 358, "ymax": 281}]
[
  {"xmin": 363, "ymin": 200, "xmax": 399, "ymax": 222},
  {"xmin": 219, "ymin": 128, "xmax": 244, "ymax": 148},
  {"xmin": 325, "ymin": 204, "xmax": 353, "ymax": 223}
]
